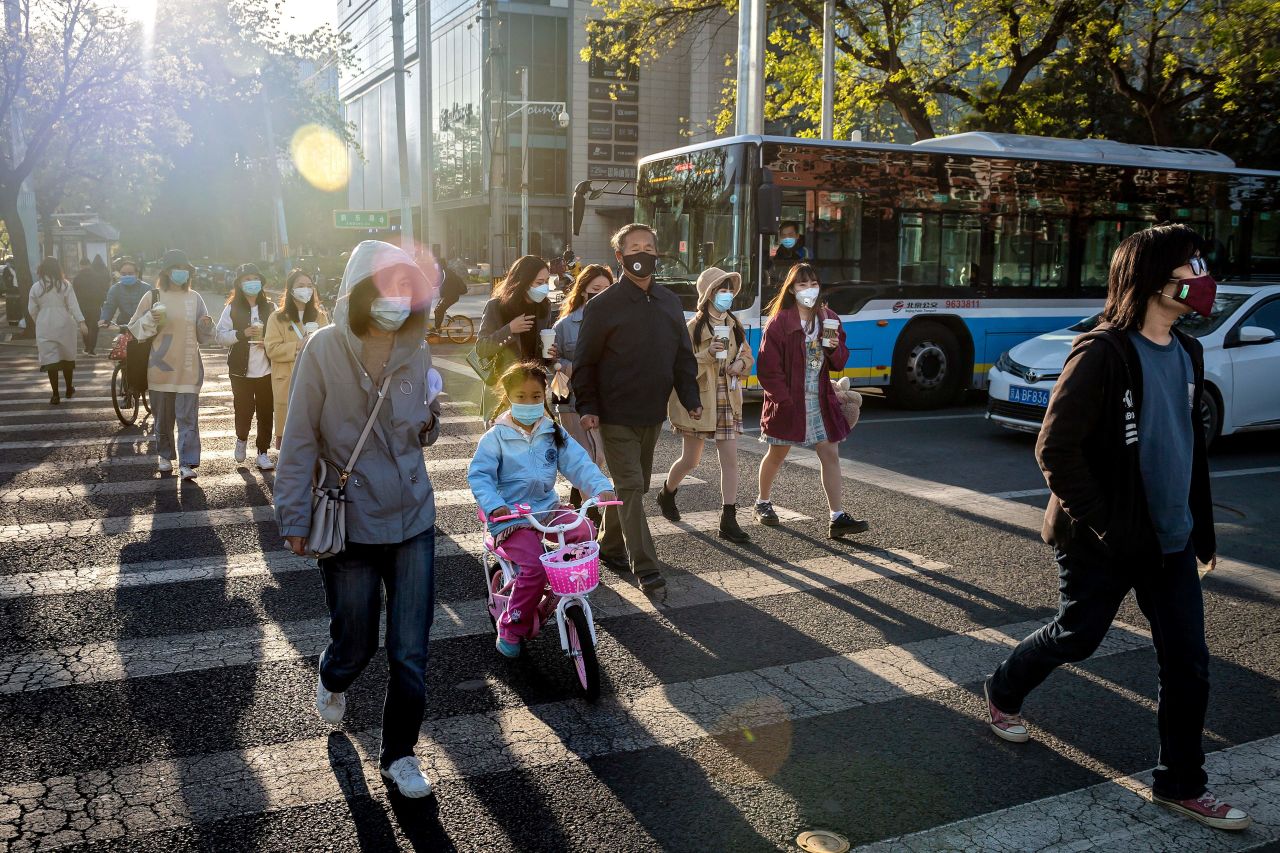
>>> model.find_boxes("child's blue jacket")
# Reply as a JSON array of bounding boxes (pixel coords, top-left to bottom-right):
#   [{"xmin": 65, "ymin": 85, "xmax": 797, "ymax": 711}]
[{"xmin": 467, "ymin": 413, "xmax": 613, "ymax": 538}]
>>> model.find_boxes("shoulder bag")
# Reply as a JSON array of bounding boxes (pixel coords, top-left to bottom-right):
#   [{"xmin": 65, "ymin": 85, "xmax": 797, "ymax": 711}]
[{"xmin": 307, "ymin": 375, "xmax": 393, "ymax": 559}]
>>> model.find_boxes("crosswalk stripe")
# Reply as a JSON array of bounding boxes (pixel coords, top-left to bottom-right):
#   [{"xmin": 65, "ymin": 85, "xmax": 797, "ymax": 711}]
[
  {"xmin": 0, "ymin": 450, "xmax": 476, "ymax": 478},
  {"xmin": 0, "ymin": 428, "xmax": 474, "ymax": 451},
  {"xmin": 0, "ymin": 619, "xmax": 1153, "ymax": 848},
  {"xmin": 0, "ymin": 389, "xmax": 234, "ymax": 408},
  {"xmin": 852, "ymin": 735, "xmax": 1280, "ymax": 851},
  {"xmin": 0, "ymin": 479, "xmax": 753, "ymax": 545},
  {"xmin": 0, "ymin": 399, "xmax": 475, "ymax": 424},
  {"xmin": 0, "ymin": 413, "xmax": 476, "ymax": 433},
  {"xmin": 0, "ymin": 546, "xmax": 933, "ymax": 694}
]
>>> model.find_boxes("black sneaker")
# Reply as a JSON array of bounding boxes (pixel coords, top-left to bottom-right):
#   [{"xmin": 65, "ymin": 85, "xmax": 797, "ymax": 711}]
[
  {"xmin": 656, "ymin": 483, "xmax": 680, "ymax": 522},
  {"xmin": 829, "ymin": 512, "xmax": 870, "ymax": 539},
  {"xmin": 753, "ymin": 501, "xmax": 780, "ymax": 527},
  {"xmin": 637, "ymin": 570, "xmax": 666, "ymax": 593},
  {"xmin": 600, "ymin": 551, "xmax": 630, "ymax": 574}
]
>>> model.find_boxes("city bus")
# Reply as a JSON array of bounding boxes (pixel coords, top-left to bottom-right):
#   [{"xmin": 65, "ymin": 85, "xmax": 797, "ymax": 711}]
[{"xmin": 629, "ymin": 132, "xmax": 1280, "ymax": 408}]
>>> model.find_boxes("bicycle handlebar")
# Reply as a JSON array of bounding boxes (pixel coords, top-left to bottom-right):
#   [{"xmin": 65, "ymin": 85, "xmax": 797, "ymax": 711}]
[{"xmin": 488, "ymin": 497, "xmax": 622, "ymax": 532}]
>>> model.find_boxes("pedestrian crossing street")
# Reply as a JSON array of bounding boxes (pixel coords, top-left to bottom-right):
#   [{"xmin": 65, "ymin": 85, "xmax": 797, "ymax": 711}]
[{"xmin": 0, "ymin": 350, "xmax": 1277, "ymax": 851}]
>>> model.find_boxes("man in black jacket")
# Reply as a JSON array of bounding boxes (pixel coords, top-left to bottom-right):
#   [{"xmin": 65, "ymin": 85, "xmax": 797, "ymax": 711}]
[
  {"xmin": 983, "ymin": 224, "xmax": 1249, "ymax": 832},
  {"xmin": 573, "ymin": 223, "xmax": 701, "ymax": 593}
]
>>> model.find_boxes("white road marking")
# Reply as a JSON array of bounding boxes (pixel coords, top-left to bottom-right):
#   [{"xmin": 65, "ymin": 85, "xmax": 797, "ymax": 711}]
[
  {"xmin": 0, "ymin": 546, "xmax": 937, "ymax": 693},
  {"xmin": 988, "ymin": 466, "xmax": 1280, "ymax": 500},
  {"xmin": 0, "ymin": 483, "xmax": 772, "ymax": 546},
  {"xmin": 0, "ymin": 618, "xmax": 1153, "ymax": 849},
  {"xmin": 0, "ymin": 428, "xmax": 473, "ymax": 451},
  {"xmin": 854, "ymin": 735, "xmax": 1280, "ymax": 851}
]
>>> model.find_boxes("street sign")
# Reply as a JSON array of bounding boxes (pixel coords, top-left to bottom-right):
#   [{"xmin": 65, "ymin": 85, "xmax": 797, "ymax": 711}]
[{"xmin": 334, "ymin": 210, "xmax": 389, "ymax": 229}]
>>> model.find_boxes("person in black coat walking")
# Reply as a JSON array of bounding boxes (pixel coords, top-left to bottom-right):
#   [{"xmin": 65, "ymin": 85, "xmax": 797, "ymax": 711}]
[{"xmin": 75, "ymin": 256, "xmax": 112, "ymax": 354}]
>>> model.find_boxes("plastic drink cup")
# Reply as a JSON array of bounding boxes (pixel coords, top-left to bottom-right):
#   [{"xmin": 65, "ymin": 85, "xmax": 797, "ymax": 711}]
[
  {"xmin": 151, "ymin": 302, "xmax": 167, "ymax": 327},
  {"xmin": 540, "ymin": 328, "xmax": 556, "ymax": 357},
  {"xmin": 822, "ymin": 318, "xmax": 839, "ymax": 348},
  {"xmin": 713, "ymin": 324, "xmax": 730, "ymax": 359}
]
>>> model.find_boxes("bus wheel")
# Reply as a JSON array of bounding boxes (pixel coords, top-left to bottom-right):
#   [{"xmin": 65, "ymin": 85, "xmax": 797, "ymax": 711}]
[{"xmin": 889, "ymin": 322, "xmax": 963, "ymax": 410}]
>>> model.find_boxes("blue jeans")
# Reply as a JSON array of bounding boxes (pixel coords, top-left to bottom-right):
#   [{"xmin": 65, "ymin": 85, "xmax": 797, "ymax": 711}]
[
  {"xmin": 990, "ymin": 540, "xmax": 1209, "ymax": 799},
  {"xmin": 318, "ymin": 526, "xmax": 436, "ymax": 769}
]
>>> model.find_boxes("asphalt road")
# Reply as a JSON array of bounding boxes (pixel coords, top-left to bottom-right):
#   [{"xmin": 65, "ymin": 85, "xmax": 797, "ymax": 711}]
[{"xmin": 0, "ymin": 338, "xmax": 1277, "ymax": 852}]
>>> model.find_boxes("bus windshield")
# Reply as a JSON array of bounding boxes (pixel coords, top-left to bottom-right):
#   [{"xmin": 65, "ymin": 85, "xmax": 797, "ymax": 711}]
[{"xmin": 636, "ymin": 144, "xmax": 753, "ymax": 311}]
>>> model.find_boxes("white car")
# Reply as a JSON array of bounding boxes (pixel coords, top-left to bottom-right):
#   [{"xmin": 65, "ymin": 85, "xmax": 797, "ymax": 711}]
[{"xmin": 987, "ymin": 283, "xmax": 1280, "ymax": 446}]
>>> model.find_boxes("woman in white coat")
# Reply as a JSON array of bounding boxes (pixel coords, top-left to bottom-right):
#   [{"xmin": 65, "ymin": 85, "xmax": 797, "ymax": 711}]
[{"xmin": 29, "ymin": 256, "xmax": 87, "ymax": 405}]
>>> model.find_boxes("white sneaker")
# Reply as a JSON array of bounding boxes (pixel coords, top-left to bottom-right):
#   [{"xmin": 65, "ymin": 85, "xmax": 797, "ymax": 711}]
[
  {"xmin": 315, "ymin": 674, "xmax": 346, "ymax": 724},
  {"xmin": 234, "ymin": 439, "xmax": 248, "ymax": 463},
  {"xmin": 256, "ymin": 452, "xmax": 274, "ymax": 471},
  {"xmin": 179, "ymin": 465, "xmax": 198, "ymax": 480},
  {"xmin": 157, "ymin": 457, "xmax": 173, "ymax": 474},
  {"xmin": 380, "ymin": 755, "xmax": 433, "ymax": 798}
]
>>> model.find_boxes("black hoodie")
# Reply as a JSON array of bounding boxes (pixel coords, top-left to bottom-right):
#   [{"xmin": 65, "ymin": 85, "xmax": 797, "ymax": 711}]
[{"xmin": 1036, "ymin": 322, "xmax": 1215, "ymax": 563}]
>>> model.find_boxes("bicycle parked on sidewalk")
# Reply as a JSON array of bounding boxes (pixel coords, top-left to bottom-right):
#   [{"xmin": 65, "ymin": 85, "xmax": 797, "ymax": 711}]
[
  {"xmin": 107, "ymin": 327, "xmax": 151, "ymax": 425},
  {"xmin": 479, "ymin": 497, "xmax": 621, "ymax": 701}
]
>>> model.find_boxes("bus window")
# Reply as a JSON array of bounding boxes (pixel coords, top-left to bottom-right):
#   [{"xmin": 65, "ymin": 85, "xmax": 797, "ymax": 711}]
[
  {"xmin": 1251, "ymin": 211, "xmax": 1280, "ymax": 276},
  {"xmin": 992, "ymin": 215, "xmax": 1069, "ymax": 288},
  {"xmin": 1080, "ymin": 219, "xmax": 1147, "ymax": 288},
  {"xmin": 898, "ymin": 212, "xmax": 981, "ymax": 287}
]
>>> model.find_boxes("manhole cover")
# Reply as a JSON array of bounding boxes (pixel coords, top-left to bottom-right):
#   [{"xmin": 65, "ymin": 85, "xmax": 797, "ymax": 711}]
[{"xmin": 796, "ymin": 830, "xmax": 849, "ymax": 853}]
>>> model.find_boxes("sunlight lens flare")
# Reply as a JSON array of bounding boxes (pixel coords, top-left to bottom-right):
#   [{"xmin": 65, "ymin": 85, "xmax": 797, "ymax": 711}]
[{"xmin": 290, "ymin": 124, "xmax": 349, "ymax": 192}]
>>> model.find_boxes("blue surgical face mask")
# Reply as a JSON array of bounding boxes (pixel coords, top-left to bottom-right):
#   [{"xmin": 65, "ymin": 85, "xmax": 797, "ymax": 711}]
[
  {"xmin": 169, "ymin": 269, "xmax": 190, "ymax": 286},
  {"xmin": 713, "ymin": 292, "xmax": 734, "ymax": 312},
  {"xmin": 510, "ymin": 401, "xmax": 545, "ymax": 425},
  {"xmin": 369, "ymin": 296, "xmax": 412, "ymax": 331},
  {"xmin": 241, "ymin": 280, "xmax": 263, "ymax": 297},
  {"xmin": 118, "ymin": 275, "xmax": 138, "ymax": 286},
  {"xmin": 780, "ymin": 237, "xmax": 798, "ymax": 249},
  {"xmin": 528, "ymin": 284, "xmax": 550, "ymax": 303}
]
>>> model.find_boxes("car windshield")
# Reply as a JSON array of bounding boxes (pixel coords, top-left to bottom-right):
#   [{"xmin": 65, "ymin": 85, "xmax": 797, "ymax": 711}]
[{"xmin": 1067, "ymin": 294, "xmax": 1250, "ymax": 338}]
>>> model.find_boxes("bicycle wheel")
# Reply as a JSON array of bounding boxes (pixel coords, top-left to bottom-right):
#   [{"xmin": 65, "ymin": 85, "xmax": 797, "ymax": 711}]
[
  {"xmin": 141, "ymin": 383, "xmax": 151, "ymax": 414},
  {"xmin": 112, "ymin": 363, "xmax": 139, "ymax": 425},
  {"xmin": 445, "ymin": 314, "xmax": 474, "ymax": 344},
  {"xmin": 564, "ymin": 604, "xmax": 599, "ymax": 701}
]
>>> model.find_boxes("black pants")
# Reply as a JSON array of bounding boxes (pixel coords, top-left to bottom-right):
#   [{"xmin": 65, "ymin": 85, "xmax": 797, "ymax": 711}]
[
  {"xmin": 990, "ymin": 540, "xmax": 1209, "ymax": 800},
  {"xmin": 82, "ymin": 302, "xmax": 103, "ymax": 352},
  {"xmin": 432, "ymin": 293, "xmax": 461, "ymax": 329},
  {"xmin": 230, "ymin": 374, "xmax": 273, "ymax": 453}
]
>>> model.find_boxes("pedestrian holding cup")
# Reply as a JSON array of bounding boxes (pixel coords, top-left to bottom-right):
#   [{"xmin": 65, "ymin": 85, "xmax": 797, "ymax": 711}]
[
  {"xmin": 216, "ymin": 264, "xmax": 276, "ymax": 472},
  {"xmin": 753, "ymin": 263, "xmax": 868, "ymax": 539},
  {"xmin": 540, "ymin": 328, "xmax": 556, "ymax": 359},
  {"xmin": 659, "ymin": 266, "xmax": 754, "ymax": 543}
]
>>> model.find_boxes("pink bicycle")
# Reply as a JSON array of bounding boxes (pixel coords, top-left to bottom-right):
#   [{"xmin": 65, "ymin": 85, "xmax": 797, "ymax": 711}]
[{"xmin": 479, "ymin": 497, "xmax": 621, "ymax": 701}]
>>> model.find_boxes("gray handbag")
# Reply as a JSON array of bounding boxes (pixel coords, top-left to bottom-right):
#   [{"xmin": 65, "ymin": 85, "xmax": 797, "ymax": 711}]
[{"xmin": 307, "ymin": 376, "xmax": 392, "ymax": 558}]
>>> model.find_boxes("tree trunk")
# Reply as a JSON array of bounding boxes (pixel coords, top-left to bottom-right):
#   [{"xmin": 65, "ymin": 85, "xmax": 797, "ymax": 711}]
[{"xmin": 0, "ymin": 184, "xmax": 36, "ymax": 332}]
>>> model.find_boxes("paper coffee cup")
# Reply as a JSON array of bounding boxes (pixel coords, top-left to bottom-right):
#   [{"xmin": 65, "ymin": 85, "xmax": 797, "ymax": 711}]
[
  {"xmin": 540, "ymin": 328, "xmax": 556, "ymax": 358},
  {"xmin": 713, "ymin": 324, "xmax": 730, "ymax": 359},
  {"xmin": 822, "ymin": 318, "xmax": 839, "ymax": 348},
  {"xmin": 304, "ymin": 322, "xmax": 319, "ymax": 335}
]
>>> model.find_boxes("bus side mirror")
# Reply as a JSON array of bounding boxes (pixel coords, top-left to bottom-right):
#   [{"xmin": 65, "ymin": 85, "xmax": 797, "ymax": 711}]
[
  {"xmin": 572, "ymin": 181, "xmax": 590, "ymax": 237},
  {"xmin": 757, "ymin": 169, "xmax": 782, "ymax": 235}
]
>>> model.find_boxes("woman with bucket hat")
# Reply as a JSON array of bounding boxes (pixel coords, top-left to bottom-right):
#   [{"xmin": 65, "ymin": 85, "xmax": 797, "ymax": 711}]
[{"xmin": 657, "ymin": 267, "xmax": 755, "ymax": 543}]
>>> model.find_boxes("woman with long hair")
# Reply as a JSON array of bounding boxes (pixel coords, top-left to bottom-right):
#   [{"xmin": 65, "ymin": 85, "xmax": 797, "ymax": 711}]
[
  {"xmin": 264, "ymin": 268, "xmax": 330, "ymax": 449},
  {"xmin": 658, "ymin": 267, "xmax": 754, "ymax": 542},
  {"xmin": 216, "ymin": 263, "xmax": 277, "ymax": 470},
  {"xmin": 754, "ymin": 263, "xmax": 868, "ymax": 539},
  {"xmin": 476, "ymin": 254, "xmax": 555, "ymax": 419},
  {"xmin": 552, "ymin": 264, "xmax": 613, "ymax": 481},
  {"xmin": 128, "ymin": 249, "xmax": 216, "ymax": 479},
  {"xmin": 29, "ymin": 256, "xmax": 87, "ymax": 405}
]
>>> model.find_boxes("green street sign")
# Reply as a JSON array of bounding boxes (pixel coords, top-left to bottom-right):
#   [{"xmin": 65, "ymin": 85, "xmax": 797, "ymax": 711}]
[{"xmin": 334, "ymin": 210, "xmax": 389, "ymax": 229}]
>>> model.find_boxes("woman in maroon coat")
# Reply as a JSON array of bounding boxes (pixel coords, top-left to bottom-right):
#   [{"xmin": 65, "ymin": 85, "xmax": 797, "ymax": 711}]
[{"xmin": 753, "ymin": 263, "xmax": 868, "ymax": 539}]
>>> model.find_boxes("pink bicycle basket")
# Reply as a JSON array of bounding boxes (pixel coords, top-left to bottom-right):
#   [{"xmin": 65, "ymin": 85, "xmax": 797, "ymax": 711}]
[{"xmin": 540, "ymin": 540, "xmax": 601, "ymax": 595}]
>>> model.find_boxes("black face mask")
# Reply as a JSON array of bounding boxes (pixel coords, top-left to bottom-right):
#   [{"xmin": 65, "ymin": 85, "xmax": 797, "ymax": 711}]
[{"xmin": 621, "ymin": 252, "xmax": 657, "ymax": 279}]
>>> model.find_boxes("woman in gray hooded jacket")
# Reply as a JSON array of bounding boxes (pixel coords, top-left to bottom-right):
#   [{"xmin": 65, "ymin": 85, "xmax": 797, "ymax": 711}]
[{"xmin": 274, "ymin": 240, "xmax": 443, "ymax": 799}]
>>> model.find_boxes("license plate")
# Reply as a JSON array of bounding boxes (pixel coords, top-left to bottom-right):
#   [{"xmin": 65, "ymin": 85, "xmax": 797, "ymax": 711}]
[{"xmin": 1009, "ymin": 385, "xmax": 1050, "ymax": 407}]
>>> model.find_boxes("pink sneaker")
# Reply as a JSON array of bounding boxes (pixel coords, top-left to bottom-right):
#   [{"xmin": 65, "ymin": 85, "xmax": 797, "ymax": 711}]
[
  {"xmin": 1152, "ymin": 790, "xmax": 1252, "ymax": 831},
  {"xmin": 984, "ymin": 678, "xmax": 1029, "ymax": 743}
]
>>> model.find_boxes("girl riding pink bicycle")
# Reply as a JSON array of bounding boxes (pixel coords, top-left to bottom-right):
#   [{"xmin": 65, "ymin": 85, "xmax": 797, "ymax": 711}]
[{"xmin": 468, "ymin": 362, "xmax": 616, "ymax": 659}]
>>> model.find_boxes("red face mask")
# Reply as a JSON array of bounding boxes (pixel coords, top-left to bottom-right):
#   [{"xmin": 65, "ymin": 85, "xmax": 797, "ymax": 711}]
[{"xmin": 1167, "ymin": 274, "xmax": 1217, "ymax": 317}]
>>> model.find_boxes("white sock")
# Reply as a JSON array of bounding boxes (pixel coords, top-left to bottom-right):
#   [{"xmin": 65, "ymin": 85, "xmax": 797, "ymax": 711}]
[
  {"xmin": 830, "ymin": 510, "xmax": 844, "ymax": 521},
  {"xmin": 755, "ymin": 497, "xmax": 769, "ymax": 506}
]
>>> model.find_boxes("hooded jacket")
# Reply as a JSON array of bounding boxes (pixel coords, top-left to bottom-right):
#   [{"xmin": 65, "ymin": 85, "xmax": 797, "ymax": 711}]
[
  {"xmin": 273, "ymin": 241, "xmax": 442, "ymax": 546},
  {"xmin": 467, "ymin": 412, "xmax": 613, "ymax": 539},
  {"xmin": 1037, "ymin": 322, "xmax": 1215, "ymax": 563}
]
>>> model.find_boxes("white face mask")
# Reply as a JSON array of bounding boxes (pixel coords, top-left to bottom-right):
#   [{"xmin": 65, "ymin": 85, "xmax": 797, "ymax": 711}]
[
  {"xmin": 292, "ymin": 286, "xmax": 313, "ymax": 303},
  {"xmin": 528, "ymin": 283, "xmax": 550, "ymax": 303},
  {"xmin": 369, "ymin": 296, "xmax": 412, "ymax": 331},
  {"xmin": 796, "ymin": 286, "xmax": 820, "ymax": 309}
]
